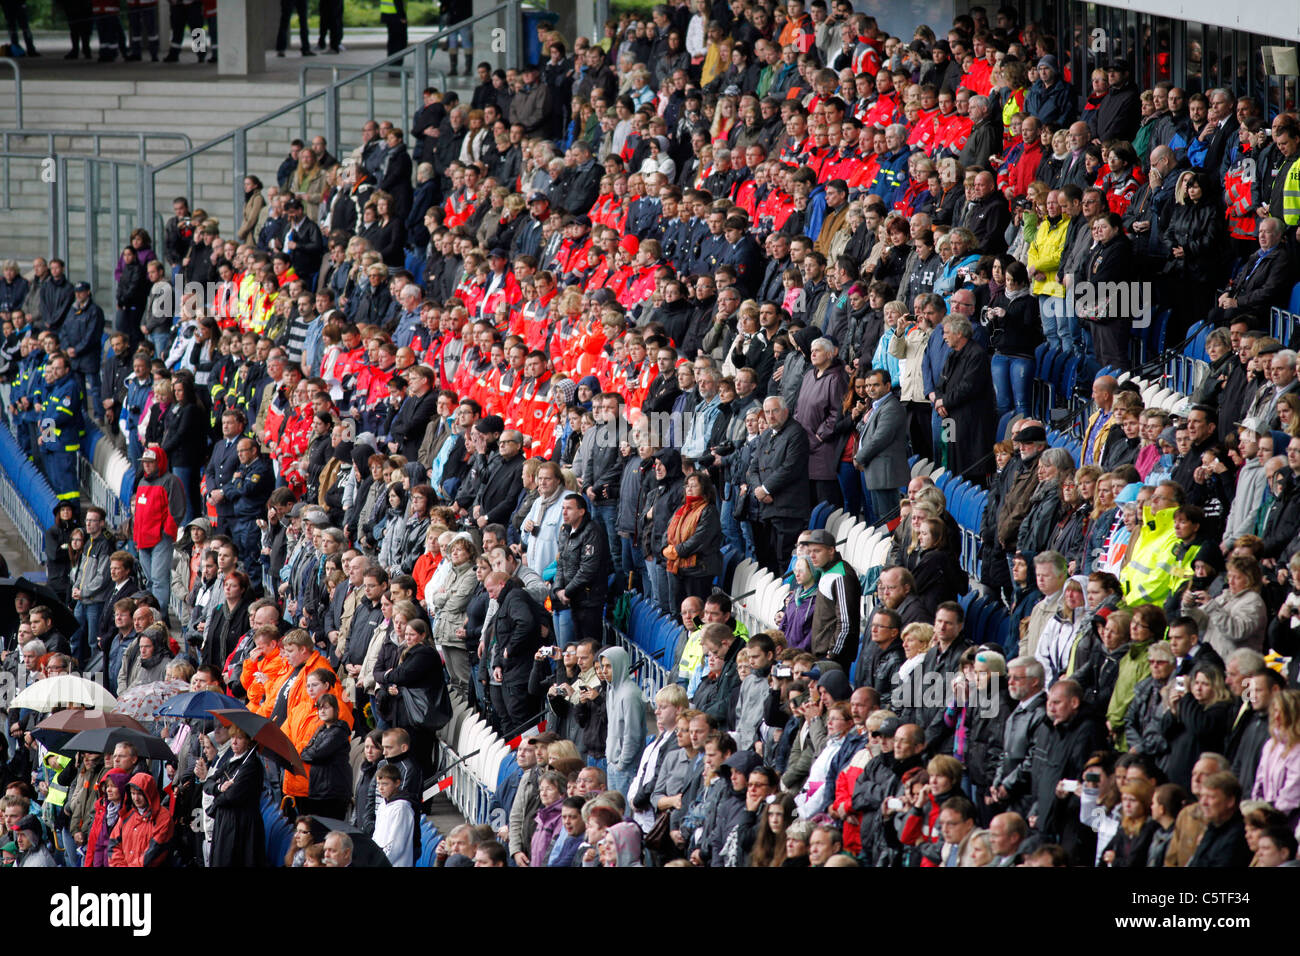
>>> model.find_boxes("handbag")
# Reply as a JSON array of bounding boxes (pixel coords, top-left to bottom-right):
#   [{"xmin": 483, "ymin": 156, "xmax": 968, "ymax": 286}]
[
  {"xmin": 644, "ymin": 809, "xmax": 681, "ymax": 859},
  {"xmin": 398, "ymin": 682, "xmax": 452, "ymax": 732}
]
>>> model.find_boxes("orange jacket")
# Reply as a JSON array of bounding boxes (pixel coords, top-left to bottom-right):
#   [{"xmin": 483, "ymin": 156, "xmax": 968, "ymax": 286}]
[
  {"xmin": 241, "ymin": 645, "xmax": 293, "ymax": 717},
  {"xmin": 108, "ymin": 773, "xmax": 174, "ymax": 867},
  {"xmin": 279, "ymin": 651, "xmax": 353, "ymax": 798}
]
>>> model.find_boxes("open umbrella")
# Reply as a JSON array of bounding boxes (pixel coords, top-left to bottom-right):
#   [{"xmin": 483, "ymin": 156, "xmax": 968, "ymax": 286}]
[
  {"xmin": 0, "ymin": 576, "xmax": 78, "ymax": 638},
  {"xmin": 11, "ymin": 676, "xmax": 117, "ymax": 713},
  {"xmin": 113, "ymin": 678, "xmax": 192, "ymax": 723},
  {"xmin": 61, "ymin": 726, "xmax": 177, "ymax": 763},
  {"xmin": 156, "ymin": 690, "xmax": 244, "ymax": 720},
  {"xmin": 304, "ymin": 816, "xmax": 393, "ymax": 868},
  {"xmin": 208, "ymin": 709, "xmax": 306, "ymax": 776},
  {"xmin": 31, "ymin": 708, "xmax": 146, "ymax": 751}
]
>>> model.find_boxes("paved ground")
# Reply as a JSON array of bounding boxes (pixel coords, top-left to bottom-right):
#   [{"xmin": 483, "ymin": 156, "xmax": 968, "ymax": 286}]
[{"xmin": 12, "ymin": 27, "xmax": 471, "ymax": 88}]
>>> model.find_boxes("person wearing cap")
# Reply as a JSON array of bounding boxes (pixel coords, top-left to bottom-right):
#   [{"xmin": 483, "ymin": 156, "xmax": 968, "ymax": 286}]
[
  {"xmin": 60, "ymin": 279, "xmax": 105, "ymax": 419},
  {"xmin": 1025, "ymin": 54, "xmax": 1074, "ymax": 127},
  {"xmin": 131, "ymin": 443, "xmax": 186, "ymax": 620},
  {"xmin": 697, "ymin": 749, "xmax": 764, "ymax": 867},
  {"xmin": 1089, "ymin": 57, "xmax": 1140, "ymax": 143},
  {"xmin": 804, "ymin": 528, "xmax": 862, "ymax": 671},
  {"xmin": 509, "ymin": 63, "xmax": 552, "ymax": 137}
]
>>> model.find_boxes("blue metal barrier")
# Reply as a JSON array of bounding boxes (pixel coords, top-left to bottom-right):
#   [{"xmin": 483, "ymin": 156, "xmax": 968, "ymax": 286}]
[{"xmin": 0, "ymin": 423, "xmax": 58, "ymax": 561}]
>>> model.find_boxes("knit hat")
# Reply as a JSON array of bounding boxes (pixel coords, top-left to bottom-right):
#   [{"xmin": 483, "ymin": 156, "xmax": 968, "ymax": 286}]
[
  {"xmin": 578, "ymin": 375, "xmax": 601, "ymax": 393},
  {"xmin": 552, "ymin": 378, "xmax": 577, "ymax": 407}
]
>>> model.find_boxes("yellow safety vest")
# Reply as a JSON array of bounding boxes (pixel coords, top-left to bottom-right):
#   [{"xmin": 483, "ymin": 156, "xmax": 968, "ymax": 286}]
[
  {"xmin": 1119, "ymin": 505, "xmax": 1180, "ymax": 607},
  {"xmin": 1282, "ymin": 159, "xmax": 1300, "ymax": 228}
]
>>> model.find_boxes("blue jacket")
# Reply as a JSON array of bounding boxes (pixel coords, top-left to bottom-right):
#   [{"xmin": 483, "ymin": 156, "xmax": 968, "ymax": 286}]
[
  {"xmin": 222, "ymin": 453, "xmax": 273, "ymax": 518},
  {"xmin": 921, "ymin": 326, "xmax": 953, "ymax": 399},
  {"xmin": 803, "ymin": 184, "xmax": 827, "ymax": 241},
  {"xmin": 38, "ymin": 373, "xmax": 83, "ymax": 451},
  {"xmin": 61, "ymin": 298, "xmax": 105, "ymax": 373},
  {"xmin": 0, "ymin": 274, "xmax": 28, "ymax": 313},
  {"xmin": 870, "ymin": 147, "xmax": 912, "ymax": 209},
  {"xmin": 1025, "ymin": 80, "xmax": 1076, "ymax": 127}
]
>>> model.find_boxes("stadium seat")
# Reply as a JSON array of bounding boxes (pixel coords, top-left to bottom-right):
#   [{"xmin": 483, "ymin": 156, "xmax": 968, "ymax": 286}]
[
  {"xmin": 809, "ymin": 501, "xmax": 833, "ymax": 530},
  {"xmin": 1289, "ymin": 281, "xmax": 1300, "ymax": 316},
  {"xmin": 911, "ymin": 457, "xmax": 934, "ymax": 478}
]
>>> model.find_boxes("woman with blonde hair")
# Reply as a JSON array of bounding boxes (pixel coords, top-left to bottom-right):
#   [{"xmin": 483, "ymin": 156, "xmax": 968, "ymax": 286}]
[
  {"xmin": 1251, "ymin": 689, "xmax": 1300, "ymax": 828},
  {"xmin": 1101, "ymin": 778, "xmax": 1157, "ymax": 867},
  {"xmin": 1199, "ymin": 555, "xmax": 1268, "ymax": 659},
  {"xmin": 291, "ymin": 148, "xmax": 327, "ymax": 219},
  {"xmin": 959, "ymin": 828, "xmax": 995, "ymax": 867},
  {"xmin": 1159, "ymin": 662, "xmax": 1232, "ymax": 790}
]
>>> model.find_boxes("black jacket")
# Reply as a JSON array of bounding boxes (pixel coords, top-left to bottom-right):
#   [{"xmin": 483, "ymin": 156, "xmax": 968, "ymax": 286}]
[
  {"xmin": 553, "ymin": 513, "xmax": 611, "ymax": 608},
  {"xmin": 299, "ymin": 720, "xmax": 353, "ymax": 800},
  {"xmin": 745, "ymin": 417, "xmax": 811, "ymax": 521},
  {"xmin": 856, "ymin": 638, "xmax": 905, "ymax": 698},
  {"xmin": 1186, "ymin": 810, "xmax": 1251, "ymax": 867},
  {"xmin": 1090, "ymin": 79, "xmax": 1141, "ymax": 142},
  {"xmin": 203, "ymin": 596, "xmax": 251, "ymax": 670},
  {"xmin": 1030, "ymin": 707, "xmax": 1108, "ymax": 839},
  {"xmin": 474, "ymin": 451, "xmax": 526, "ymax": 527},
  {"xmin": 490, "ymin": 579, "xmax": 543, "ymax": 680}
]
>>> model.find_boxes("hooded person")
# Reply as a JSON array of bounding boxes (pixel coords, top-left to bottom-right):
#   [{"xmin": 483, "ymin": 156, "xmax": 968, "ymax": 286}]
[
  {"xmin": 13, "ymin": 814, "xmax": 55, "ymax": 868},
  {"xmin": 82, "ymin": 768, "xmax": 131, "ymax": 868},
  {"xmin": 203, "ymin": 727, "xmax": 267, "ymax": 868},
  {"xmin": 600, "ymin": 646, "xmax": 647, "ymax": 799},
  {"xmin": 641, "ymin": 448, "xmax": 685, "ymax": 614},
  {"xmin": 109, "ymin": 772, "xmax": 174, "ymax": 867},
  {"xmin": 602, "ymin": 820, "xmax": 645, "ymax": 867},
  {"xmin": 131, "ymin": 443, "xmax": 187, "ymax": 618}
]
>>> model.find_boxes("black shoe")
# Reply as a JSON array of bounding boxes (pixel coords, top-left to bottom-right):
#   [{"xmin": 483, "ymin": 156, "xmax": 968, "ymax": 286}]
[
  {"xmin": 26, "ymin": 44, "xmax": 39, "ymax": 57},
  {"xmin": 275, "ymin": 49, "xmax": 285, "ymax": 57},
  {"xmin": 208, "ymin": 54, "xmax": 217, "ymax": 66},
  {"xmin": 64, "ymin": 49, "xmax": 79, "ymax": 59},
  {"xmin": 327, "ymin": 47, "xmax": 340, "ymax": 54},
  {"xmin": 163, "ymin": 51, "xmax": 179, "ymax": 62},
  {"xmin": 123, "ymin": 51, "xmax": 141, "ymax": 61},
  {"xmin": 316, "ymin": 39, "xmax": 326, "ymax": 50},
  {"xmin": 302, "ymin": 47, "xmax": 316, "ymax": 56}
]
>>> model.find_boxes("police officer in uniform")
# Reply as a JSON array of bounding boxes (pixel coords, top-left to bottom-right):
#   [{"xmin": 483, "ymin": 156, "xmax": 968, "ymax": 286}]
[
  {"xmin": 36, "ymin": 351, "xmax": 83, "ymax": 507},
  {"xmin": 204, "ymin": 408, "xmax": 249, "ymax": 534},
  {"xmin": 719, "ymin": 214, "xmax": 763, "ymax": 298},
  {"xmin": 221, "ymin": 437, "xmax": 273, "ymax": 587},
  {"xmin": 693, "ymin": 207, "xmax": 728, "ymax": 276}
]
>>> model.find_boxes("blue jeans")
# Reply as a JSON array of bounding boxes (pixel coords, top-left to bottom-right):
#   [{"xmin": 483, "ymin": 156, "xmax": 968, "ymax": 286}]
[
  {"xmin": 139, "ymin": 537, "xmax": 174, "ymax": 623},
  {"xmin": 720, "ymin": 491, "xmax": 742, "ymax": 552},
  {"xmin": 650, "ymin": 562, "xmax": 671, "ymax": 615},
  {"xmin": 585, "ymin": 755, "xmax": 608, "ymax": 770},
  {"xmin": 836, "ymin": 460, "xmax": 865, "ymax": 518},
  {"xmin": 991, "ymin": 353, "xmax": 1034, "ymax": 417},
  {"xmin": 72, "ymin": 600, "xmax": 103, "ymax": 666},
  {"xmin": 619, "ymin": 534, "xmax": 638, "ymax": 591},
  {"xmin": 553, "ymin": 608, "xmax": 574, "ymax": 648},
  {"xmin": 591, "ymin": 501, "xmax": 622, "ymax": 576},
  {"xmin": 80, "ymin": 370, "xmax": 102, "ymax": 421},
  {"xmin": 149, "ymin": 331, "xmax": 171, "ymax": 361},
  {"xmin": 607, "ymin": 764, "xmax": 635, "ymax": 799},
  {"xmin": 1040, "ymin": 295, "xmax": 1079, "ymax": 354}
]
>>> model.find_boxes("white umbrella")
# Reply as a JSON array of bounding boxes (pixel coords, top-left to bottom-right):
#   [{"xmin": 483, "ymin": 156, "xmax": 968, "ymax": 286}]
[{"xmin": 10, "ymin": 676, "xmax": 118, "ymax": 713}]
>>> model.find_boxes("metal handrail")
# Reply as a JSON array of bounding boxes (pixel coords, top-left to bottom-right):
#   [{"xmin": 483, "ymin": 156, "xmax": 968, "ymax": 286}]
[
  {"xmin": 0, "ymin": 58, "xmax": 23, "ymax": 128},
  {"xmin": 147, "ymin": 1, "xmax": 520, "ymax": 242},
  {"xmin": 1, "ymin": 130, "xmax": 193, "ymax": 214},
  {"xmin": 298, "ymin": 62, "xmax": 450, "ymax": 142}
]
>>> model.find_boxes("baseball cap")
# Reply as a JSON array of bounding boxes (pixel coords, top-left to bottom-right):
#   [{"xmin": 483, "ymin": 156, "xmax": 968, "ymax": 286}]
[
  {"xmin": 805, "ymin": 529, "xmax": 836, "ymax": 547},
  {"xmin": 140, "ymin": 447, "xmax": 158, "ymax": 461},
  {"xmin": 73, "ymin": 281, "xmax": 91, "ymax": 292},
  {"xmin": 1237, "ymin": 416, "xmax": 1268, "ymax": 436},
  {"xmin": 528, "ymin": 191, "xmax": 550, "ymax": 204},
  {"xmin": 1017, "ymin": 424, "xmax": 1047, "ymax": 444},
  {"xmin": 877, "ymin": 717, "xmax": 902, "ymax": 738}
]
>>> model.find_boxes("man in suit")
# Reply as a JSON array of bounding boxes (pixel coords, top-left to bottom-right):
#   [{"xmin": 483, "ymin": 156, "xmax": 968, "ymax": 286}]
[
  {"xmin": 282, "ymin": 199, "xmax": 325, "ymax": 287},
  {"xmin": 854, "ymin": 368, "xmax": 910, "ymax": 523},
  {"xmin": 1210, "ymin": 217, "xmax": 1293, "ymax": 328},
  {"xmin": 744, "ymin": 394, "xmax": 811, "ymax": 576},
  {"xmin": 205, "ymin": 409, "xmax": 247, "ymax": 534}
]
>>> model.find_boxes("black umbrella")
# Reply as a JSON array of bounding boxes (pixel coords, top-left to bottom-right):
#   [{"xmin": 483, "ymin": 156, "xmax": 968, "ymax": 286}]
[
  {"xmin": 304, "ymin": 816, "xmax": 393, "ymax": 868},
  {"xmin": 31, "ymin": 709, "xmax": 147, "ymax": 752},
  {"xmin": 0, "ymin": 576, "xmax": 78, "ymax": 638},
  {"xmin": 61, "ymin": 726, "xmax": 177, "ymax": 763},
  {"xmin": 207, "ymin": 709, "xmax": 306, "ymax": 775}
]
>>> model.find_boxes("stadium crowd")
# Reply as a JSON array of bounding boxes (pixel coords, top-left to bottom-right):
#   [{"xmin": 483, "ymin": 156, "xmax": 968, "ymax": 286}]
[{"xmin": 1, "ymin": 0, "xmax": 1300, "ymax": 869}]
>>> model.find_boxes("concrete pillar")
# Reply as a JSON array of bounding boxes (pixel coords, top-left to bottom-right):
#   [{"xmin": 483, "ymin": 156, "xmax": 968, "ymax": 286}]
[{"xmin": 216, "ymin": 0, "xmax": 270, "ymax": 76}]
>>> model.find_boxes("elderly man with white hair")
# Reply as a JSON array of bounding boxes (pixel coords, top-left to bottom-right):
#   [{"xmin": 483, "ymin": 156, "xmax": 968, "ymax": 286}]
[{"xmin": 794, "ymin": 336, "xmax": 849, "ymax": 509}]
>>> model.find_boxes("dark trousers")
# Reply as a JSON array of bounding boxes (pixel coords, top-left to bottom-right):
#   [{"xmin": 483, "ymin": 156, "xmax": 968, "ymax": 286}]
[
  {"xmin": 318, "ymin": 0, "xmax": 342, "ymax": 49},
  {"xmin": 755, "ymin": 515, "xmax": 804, "ymax": 576},
  {"xmin": 65, "ymin": 0, "xmax": 93, "ymax": 53},
  {"xmin": 500, "ymin": 675, "xmax": 537, "ymax": 731},
  {"xmin": 668, "ymin": 572, "xmax": 713, "ymax": 619},
  {"xmin": 569, "ymin": 600, "xmax": 605, "ymax": 644},
  {"xmin": 167, "ymin": 0, "xmax": 201, "ymax": 53},
  {"xmin": 810, "ymin": 477, "xmax": 842, "ymax": 511},
  {"xmin": 128, "ymin": 7, "xmax": 159, "ymax": 58},
  {"xmin": 905, "ymin": 400, "xmax": 932, "ymax": 460},
  {"xmin": 382, "ymin": 12, "xmax": 407, "ymax": 55},
  {"xmin": 276, "ymin": 0, "xmax": 309, "ymax": 52}
]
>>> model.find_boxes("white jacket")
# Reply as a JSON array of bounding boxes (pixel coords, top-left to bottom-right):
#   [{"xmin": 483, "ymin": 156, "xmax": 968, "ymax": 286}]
[{"xmin": 373, "ymin": 794, "xmax": 415, "ymax": 867}]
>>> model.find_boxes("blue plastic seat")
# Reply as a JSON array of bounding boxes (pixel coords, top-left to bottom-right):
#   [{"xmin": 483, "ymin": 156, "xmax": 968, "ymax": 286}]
[
  {"xmin": 810, "ymin": 501, "xmax": 832, "ymax": 530},
  {"xmin": 1289, "ymin": 280, "xmax": 1300, "ymax": 315}
]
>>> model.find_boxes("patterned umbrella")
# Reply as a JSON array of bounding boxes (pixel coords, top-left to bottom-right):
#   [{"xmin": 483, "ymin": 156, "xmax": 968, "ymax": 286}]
[
  {"xmin": 32, "ymin": 708, "xmax": 146, "ymax": 752},
  {"xmin": 112, "ymin": 678, "xmax": 192, "ymax": 723}
]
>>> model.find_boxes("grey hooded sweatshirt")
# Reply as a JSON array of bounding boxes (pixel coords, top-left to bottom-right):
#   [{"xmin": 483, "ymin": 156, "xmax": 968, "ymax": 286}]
[{"xmin": 600, "ymin": 646, "xmax": 646, "ymax": 774}]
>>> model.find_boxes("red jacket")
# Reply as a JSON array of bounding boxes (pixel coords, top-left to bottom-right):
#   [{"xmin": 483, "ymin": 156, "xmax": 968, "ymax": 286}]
[
  {"xmin": 131, "ymin": 444, "xmax": 182, "ymax": 549},
  {"xmin": 109, "ymin": 772, "xmax": 174, "ymax": 867}
]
